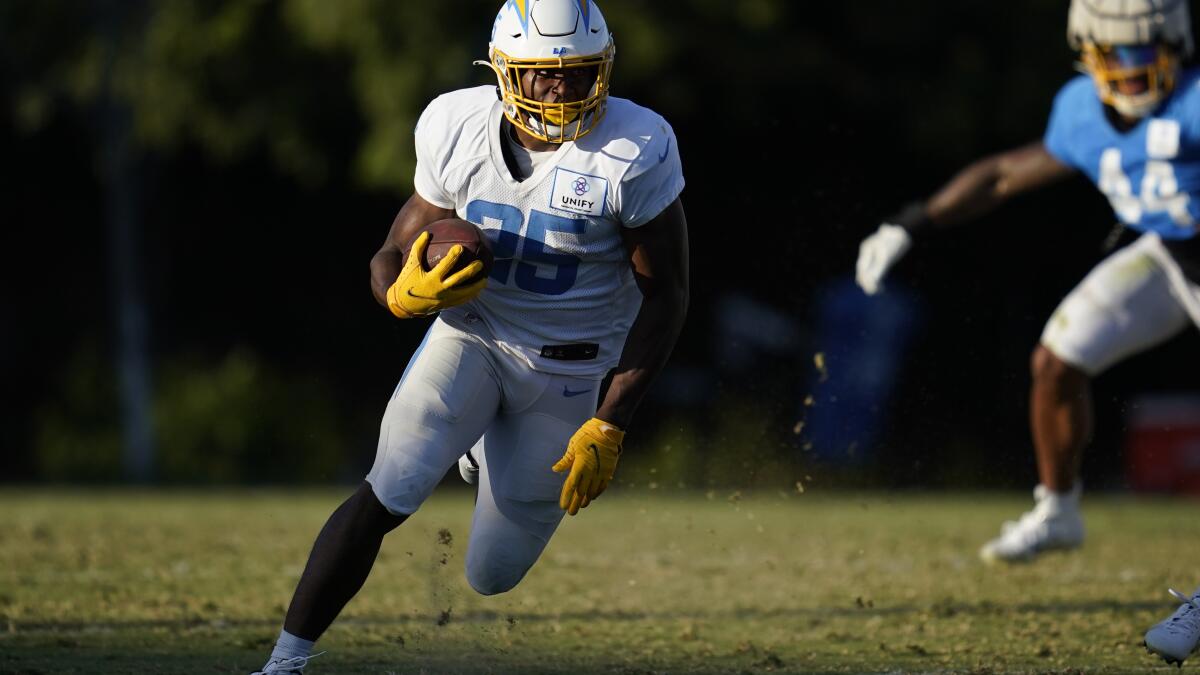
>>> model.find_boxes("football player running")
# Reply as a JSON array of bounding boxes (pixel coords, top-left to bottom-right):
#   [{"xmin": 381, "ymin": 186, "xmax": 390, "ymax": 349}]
[
  {"xmin": 855, "ymin": 0, "xmax": 1200, "ymax": 664},
  {"xmin": 252, "ymin": 1, "xmax": 688, "ymax": 672}
]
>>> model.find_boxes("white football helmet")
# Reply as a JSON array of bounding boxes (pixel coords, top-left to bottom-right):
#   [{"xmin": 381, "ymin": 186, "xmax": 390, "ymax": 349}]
[
  {"xmin": 475, "ymin": 0, "xmax": 615, "ymax": 143},
  {"xmin": 1068, "ymin": 0, "xmax": 1193, "ymax": 118}
]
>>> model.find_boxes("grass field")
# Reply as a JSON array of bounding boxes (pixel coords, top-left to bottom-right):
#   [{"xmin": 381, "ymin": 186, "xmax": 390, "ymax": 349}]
[{"xmin": 3, "ymin": 487, "xmax": 1200, "ymax": 674}]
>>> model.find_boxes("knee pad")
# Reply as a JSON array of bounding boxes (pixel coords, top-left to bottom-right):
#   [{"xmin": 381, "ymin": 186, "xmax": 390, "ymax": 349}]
[{"xmin": 464, "ymin": 549, "xmax": 529, "ymax": 596}]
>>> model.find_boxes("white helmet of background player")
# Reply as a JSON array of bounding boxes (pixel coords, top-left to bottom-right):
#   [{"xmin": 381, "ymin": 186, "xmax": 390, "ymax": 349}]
[
  {"xmin": 1068, "ymin": 0, "xmax": 1193, "ymax": 118},
  {"xmin": 476, "ymin": 0, "xmax": 615, "ymax": 143}
]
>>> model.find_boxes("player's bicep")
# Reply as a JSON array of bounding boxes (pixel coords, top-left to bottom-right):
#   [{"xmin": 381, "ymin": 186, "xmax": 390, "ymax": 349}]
[
  {"xmin": 621, "ymin": 197, "xmax": 689, "ymax": 299},
  {"xmin": 370, "ymin": 192, "xmax": 456, "ymax": 305},
  {"xmin": 996, "ymin": 141, "xmax": 1077, "ymax": 196}
]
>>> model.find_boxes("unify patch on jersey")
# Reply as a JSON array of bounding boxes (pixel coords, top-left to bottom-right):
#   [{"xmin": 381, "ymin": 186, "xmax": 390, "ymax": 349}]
[{"xmin": 549, "ymin": 167, "xmax": 608, "ymax": 217}]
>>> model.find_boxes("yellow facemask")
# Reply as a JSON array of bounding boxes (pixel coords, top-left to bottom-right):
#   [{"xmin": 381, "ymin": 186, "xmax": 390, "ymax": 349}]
[
  {"xmin": 1079, "ymin": 42, "xmax": 1179, "ymax": 118},
  {"xmin": 477, "ymin": 42, "xmax": 615, "ymax": 143}
]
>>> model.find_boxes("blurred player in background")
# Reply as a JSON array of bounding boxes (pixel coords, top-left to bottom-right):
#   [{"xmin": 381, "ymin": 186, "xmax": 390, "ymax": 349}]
[
  {"xmin": 252, "ymin": 1, "xmax": 688, "ymax": 672},
  {"xmin": 853, "ymin": 0, "xmax": 1200, "ymax": 664}
]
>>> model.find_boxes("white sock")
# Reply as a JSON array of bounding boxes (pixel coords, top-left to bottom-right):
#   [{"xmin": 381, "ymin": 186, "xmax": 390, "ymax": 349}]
[{"xmin": 268, "ymin": 629, "xmax": 314, "ymax": 663}]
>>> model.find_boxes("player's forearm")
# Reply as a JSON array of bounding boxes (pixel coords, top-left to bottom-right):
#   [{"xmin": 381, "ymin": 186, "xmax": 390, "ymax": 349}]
[
  {"xmin": 923, "ymin": 156, "xmax": 1011, "ymax": 227},
  {"xmin": 916, "ymin": 142, "xmax": 1073, "ymax": 231},
  {"xmin": 595, "ymin": 287, "xmax": 688, "ymax": 430},
  {"xmin": 369, "ymin": 248, "xmax": 404, "ymax": 307},
  {"xmin": 371, "ymin": 193, "xmax": 459, "ymax": 308},
  {"xmin": 879, "ymin": 161, "xmax": 1007, "ymax": 236}
]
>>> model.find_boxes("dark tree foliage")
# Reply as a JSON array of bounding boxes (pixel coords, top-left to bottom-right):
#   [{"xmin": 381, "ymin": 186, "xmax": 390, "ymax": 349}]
[{"xmin": 2, "ymin": 1, "xmax": 1197, "ymax": 485}]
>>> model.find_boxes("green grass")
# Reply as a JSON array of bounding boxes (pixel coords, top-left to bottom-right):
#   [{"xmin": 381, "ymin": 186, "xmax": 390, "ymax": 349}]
[{"xmin": 3, "ymin": 487, "xmax": 1200, "ymax": 674}]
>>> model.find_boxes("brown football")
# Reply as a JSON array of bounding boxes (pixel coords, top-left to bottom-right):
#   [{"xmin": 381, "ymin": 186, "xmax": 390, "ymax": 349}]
[{"xmin": 409, "ymin": 218, "xmax": 494, "ymax": 283}]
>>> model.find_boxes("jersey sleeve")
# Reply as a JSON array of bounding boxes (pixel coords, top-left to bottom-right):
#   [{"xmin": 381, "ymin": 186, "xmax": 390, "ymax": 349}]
[
  {"xmin": 412, "ymin": 97, "xmax": 456, "ymax": 209},
  {"xmin": 1043, "ymin": 76, "xmax": 1089, "ymax": 170},
  {"xmin": 614, "ymin": 118, "xmax": 685, "ymax": 228},
  {"xmin": 1177, "ymin": 70, "xmax": 1200, "ymax": 140}
]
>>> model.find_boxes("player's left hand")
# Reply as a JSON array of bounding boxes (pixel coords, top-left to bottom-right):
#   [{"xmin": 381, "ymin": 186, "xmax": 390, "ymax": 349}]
[{"xmin": 552, "ymin": 417, "xmax": 625, "ymax": 515}]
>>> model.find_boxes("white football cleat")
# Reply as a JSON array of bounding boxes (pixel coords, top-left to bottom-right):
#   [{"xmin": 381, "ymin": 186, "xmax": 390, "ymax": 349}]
[
  {"xmin": 1145, "ymin": 587, "xmax": 1200, "ymax": 666},
  {"xmin": 458, "ymin": 450, "xmax": 479, "ymax": 485},
  {"xmin": 979, "ymin": 484, "xmax": 1084, "ymax": 563},
  {"xmin": 251, "ymin": 652, "xmax": 323, "ymax": 674}
]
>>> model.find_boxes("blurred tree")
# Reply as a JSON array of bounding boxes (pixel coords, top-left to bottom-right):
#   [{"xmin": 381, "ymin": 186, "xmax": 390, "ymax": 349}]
[
  {"xmin": 36, "ymin": 345, "xmax": 345, "ymax": 483},
  {"xmin": 4, "ymin": 0, "xmax": 1061, "ymax": 194},
  {"xmin": 2, "ymin": 1, "xmax": 805, "ymax": 189},
  {"xmin": 7, "ymin": 0, "xmax": 477, "ymax": 188},
  {"xmin": 95, "ymin": 0, "xmax": 156, "ymax": 482}
]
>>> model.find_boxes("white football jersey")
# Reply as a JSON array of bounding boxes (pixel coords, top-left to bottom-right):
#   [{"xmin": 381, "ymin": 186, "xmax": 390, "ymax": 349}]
[{"xmin": 412, "ymin": 85, "xmax": 685, "ymax": 377}]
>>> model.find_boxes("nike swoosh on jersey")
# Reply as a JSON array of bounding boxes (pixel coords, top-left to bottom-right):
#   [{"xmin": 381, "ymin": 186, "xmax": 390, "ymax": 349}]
[
  {"xmin": 562, "ymin": 386, "xmax": 593, "ymax": 398},
  {"xmin": 657, "ymin": 137, "xmax": 671, "ymax": 164}
]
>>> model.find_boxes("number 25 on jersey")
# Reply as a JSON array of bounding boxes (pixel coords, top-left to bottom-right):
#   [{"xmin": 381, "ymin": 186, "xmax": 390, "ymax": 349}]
[{"xmin": 467, "ymin": 199, "xmax": 585, "ymax": 296}]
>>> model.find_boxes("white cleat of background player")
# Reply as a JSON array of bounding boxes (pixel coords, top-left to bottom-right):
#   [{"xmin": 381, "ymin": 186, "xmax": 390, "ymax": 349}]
[
  {"xmin": 978, "ymin": 484, "xmax": 1084, "ymax": 563},
  {"xmin": 1145, "ymin": 587, "xmax": 1200, "ymax": 666}
]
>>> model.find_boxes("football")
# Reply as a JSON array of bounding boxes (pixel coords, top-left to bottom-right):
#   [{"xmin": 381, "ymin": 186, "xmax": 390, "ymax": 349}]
[{"xmin": 410, "ymin": 218, "xmax": 494, "ymax": 282}]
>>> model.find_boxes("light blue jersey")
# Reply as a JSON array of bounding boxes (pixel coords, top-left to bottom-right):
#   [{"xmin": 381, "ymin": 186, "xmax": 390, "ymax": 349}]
[{"xmin": 1045, "ymin": 68, "xmax": 1200, "ymax": 241}]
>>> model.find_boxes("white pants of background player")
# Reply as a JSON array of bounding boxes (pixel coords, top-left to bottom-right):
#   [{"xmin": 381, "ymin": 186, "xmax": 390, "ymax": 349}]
[
  {"xmin": 365, "ymin": 319, "xmax": 601, "ymax": 595},
  {"xmin": 1041, "ymin": 232, "xmax": 1200, "ymax": 374}
]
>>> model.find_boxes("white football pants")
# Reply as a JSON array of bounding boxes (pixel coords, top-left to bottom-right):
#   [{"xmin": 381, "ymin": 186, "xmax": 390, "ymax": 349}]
[
  {"xmin": 1041, "ymin": 232, "xmax": 1200, "ymax": 375},
  {"xmin": 365, "ymin": 319, "xmax": 601, "ymax": 595}
]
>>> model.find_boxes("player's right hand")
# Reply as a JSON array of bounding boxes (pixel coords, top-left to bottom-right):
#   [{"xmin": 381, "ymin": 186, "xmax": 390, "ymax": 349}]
[
  {"xmin": 855, "ymin": 223, "xmax": 912, "ymax": 295},
  {"xmin": 386, "ymin": 231, "xmax": 487, "ymax": 318}
]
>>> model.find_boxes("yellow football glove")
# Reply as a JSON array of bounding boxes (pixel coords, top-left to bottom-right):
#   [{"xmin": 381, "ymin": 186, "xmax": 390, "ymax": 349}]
[
  {"xmin": 386, "ymin": 231, "xmax": 487, "ymax": 319},
  {"xmin": 552, "ymin": 417, "xmax": 625, "ymax": 515}
]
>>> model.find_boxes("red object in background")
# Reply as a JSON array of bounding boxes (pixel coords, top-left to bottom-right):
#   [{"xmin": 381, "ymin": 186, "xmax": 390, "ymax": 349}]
[{"xmin": 1126, "ymin": 395, "xmax": 1200, "ymax": 494}]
